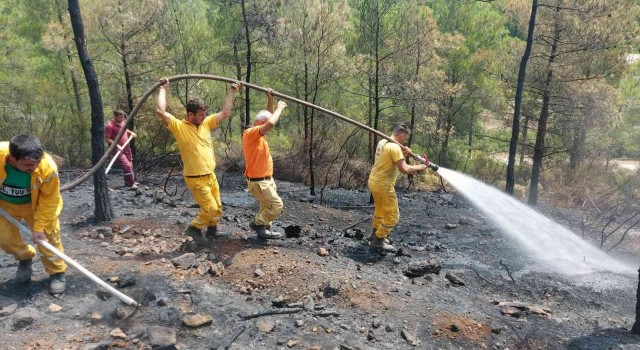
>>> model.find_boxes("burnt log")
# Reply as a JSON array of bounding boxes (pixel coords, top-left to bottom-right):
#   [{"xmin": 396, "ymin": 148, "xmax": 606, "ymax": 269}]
[{"xmin": 404, "ymin": 259, "xmax": 441, "ymax": 277}]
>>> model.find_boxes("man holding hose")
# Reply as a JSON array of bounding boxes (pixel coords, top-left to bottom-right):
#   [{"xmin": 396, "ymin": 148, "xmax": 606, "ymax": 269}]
[
  {"xmin": 156, "ymin": 78, "xmax": 242, "ymax": 245},
  {"xmin": 0, "ymin": 135, "xmax": 67, "ymax": 294},
  {"xmin": 368, "ymin": 123, "xmax": 427, "ymax": 252}
]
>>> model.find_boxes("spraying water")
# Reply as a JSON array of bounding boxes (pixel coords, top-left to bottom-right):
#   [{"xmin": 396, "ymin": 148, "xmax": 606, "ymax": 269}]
[{"xmin": 436, "ymin": 167, "xmax": 636, "ymax": 276}]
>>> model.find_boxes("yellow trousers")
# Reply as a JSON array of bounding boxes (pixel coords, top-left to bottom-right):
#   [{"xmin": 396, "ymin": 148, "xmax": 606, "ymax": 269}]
[
  {"xmin": 0, "ymin": 201, "xmax": 67, "ymax": 275},
  {"xmin": 370, "ymin": 189, "xmax": 399, "ymax": 239},
  {"xmin": 247, "ymin": 179, "xmax": 283, "ymax": 226},
  {"xmin": 184, "ymin": 174, "xmax": 222, "ymax": 229}
]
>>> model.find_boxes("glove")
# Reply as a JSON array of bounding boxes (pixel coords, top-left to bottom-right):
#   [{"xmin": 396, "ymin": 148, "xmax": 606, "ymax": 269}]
[{"xmin": 421, "ymin": 153, "xmax": 430, "ymax": 166}]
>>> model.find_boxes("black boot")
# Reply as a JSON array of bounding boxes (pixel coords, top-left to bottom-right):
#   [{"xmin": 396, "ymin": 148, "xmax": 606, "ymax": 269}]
[
  {"xmin": 184, "ymin": 225, "xmax": 207, "ymax": 245},
  {"xmin": 16, "ymin": 259, "xmax": 33, "ymax": 284},
  {"xmin": 250, "ymin": 222, "xmax": 282, "ymax": 239},
  {"xmin": 49, "ymin": 272, "xmax": 66, "ymax": 294}
]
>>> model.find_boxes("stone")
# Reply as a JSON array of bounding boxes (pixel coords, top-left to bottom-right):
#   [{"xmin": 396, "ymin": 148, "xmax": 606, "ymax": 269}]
[
  {"xmin": 91, "ymin": 313, "xmax": 103, "ymax": 323},
  {"xmin": 458, "ymin": 217, "xmax": 481, "ymax": 226},
  {"xmin": 0, "ymin": 295, "xmax": 18, "ymax": 317},
  {"xmin": 401, "ymin": 329, "xmax": 417, "ymax": 346},
  {"xmin": 132, "ymin": 288, "xmax": 157, "ymax": 306},
  {"xmin": 317, "ymin": 248, "xmax": 329, "ymax": 256},
  {"xmin": 83, "ymin": 342, "xmax": 111, "ymax": 350},
  {"xmin": 47, "ymin": 304, "xmax": 63, "ymax": 313},
  {"xmin": 445, "ymin": 223, "xmax": 458, "ymax": 229},
  {"xmin": 256, "ymin": 319, "xmax": 275, "ymax": 333},
  {"xmin": 254, "ymin": 269, "xmax": 265, "ymax": 277},
  {"xmin": 95, "ymin": 226, "xmax": 113, "ymax": 237},
  {"xmin": 286, "ymin": 339, "xmax": 299, "ymax": 348},
  {"xmin": 116, "ymin": 274, "xmax": 136, "ymax": 288},
  {"xmin": 110, "ymin": 328, "xmax": 127, "ymax": 339},
  {"xmin": 272, "ymin": 295, "xmax": 290, "ymax": 308},
  {"xmin": 500, "ymin": 306, "xmax": 521, "ymax": 317},
  {"xmin": 367, "ymin": 329, "xmax": 378, "ymax": 342},
  {"xmin": 113, "ymin": 307, "xmax": 127, "ymax": 320},
  {"xmin": 147, "ymin": 326, "xmax": 177, "ymax": 350},
  {"xmin": 209, "ymin": 262, "xmax": 225, "ymax": 277},
  {"xmin": 96, "ymin": 289, "xmax": 111, "ymax": 300},
  {"xmin": 11, "ymin": 307, "xmax": 40, "ymax": 330},
  {"xmin": 323, "ymin": 281, "xmax": 340, "ymax": 298},
  {"xmin": 183, "ymin": 314, "xmax": 212, "ymax": 328},
  {"xmin": 285, "ymin": 225, "xmax": 302, "ymax": 238},
  {"xmin": 403, "ymin": 259, "xmax": 441, "ymax": 277},
  {"xmin": 445, "ymin": 272, "xmax": 465, "ymax": 287},
  {"xmin": 295, "ymin": 319, "xmax": 305, "ymax": 327},
  {"xmin": 171, "ymin": 253, "xmax": 197, "ymax": 269}
]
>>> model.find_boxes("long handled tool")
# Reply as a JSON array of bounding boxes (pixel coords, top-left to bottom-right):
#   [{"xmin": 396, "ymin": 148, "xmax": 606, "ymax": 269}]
[
  {"xmin": 105, "ymin": 135, "xmax": 135, "ymax": 175},
  {"xmin": 0, "ymin": 207, "xmax": 140, "ymax": 319}
]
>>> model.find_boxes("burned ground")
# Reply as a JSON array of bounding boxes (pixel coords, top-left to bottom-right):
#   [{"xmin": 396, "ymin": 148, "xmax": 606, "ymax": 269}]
[{"xmin": 0, "ymin": 170, "xmax": 639, "ymax": 350}]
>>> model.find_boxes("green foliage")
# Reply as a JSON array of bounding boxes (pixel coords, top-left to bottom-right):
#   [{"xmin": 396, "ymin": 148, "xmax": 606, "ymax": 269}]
[{"xmin": 0, "ymin": 0, "xmax": 637, "ymax": 206}]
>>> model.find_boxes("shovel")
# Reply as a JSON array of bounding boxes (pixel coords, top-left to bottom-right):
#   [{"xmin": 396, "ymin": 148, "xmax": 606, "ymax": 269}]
[
  {"xmin": 0, "ymin": 207, "xmax": 141, "ymax": 321},
  {"xmin": 105, "ymin": 135, "xmax": 134, "ymax": 175}
]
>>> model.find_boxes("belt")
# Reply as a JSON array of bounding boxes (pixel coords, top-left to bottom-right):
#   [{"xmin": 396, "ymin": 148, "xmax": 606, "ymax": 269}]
[
  {"xmin": 185, "ymin": 173, "xmax": 212, "ymax": 178},
  {"xmin": 247, "ymin": 176, "xmax": 271, "ymax": 182}
]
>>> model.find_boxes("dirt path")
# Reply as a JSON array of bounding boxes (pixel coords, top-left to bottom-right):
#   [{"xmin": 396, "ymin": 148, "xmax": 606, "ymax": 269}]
[{"xmin": 0, "ymin": 171, "xmax": 638, "ymax": 350}]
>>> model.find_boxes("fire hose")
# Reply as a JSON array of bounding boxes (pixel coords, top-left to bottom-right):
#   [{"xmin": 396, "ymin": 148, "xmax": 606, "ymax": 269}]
[{"xmin": 60, "ymin": 74, "xmax": 437, "ymax": 192}]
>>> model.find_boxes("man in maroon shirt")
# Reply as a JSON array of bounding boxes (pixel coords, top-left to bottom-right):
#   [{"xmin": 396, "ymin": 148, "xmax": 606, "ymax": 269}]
[{"xmin": 104, "ymin": 110, "xmax": 138, "ymax": 189}]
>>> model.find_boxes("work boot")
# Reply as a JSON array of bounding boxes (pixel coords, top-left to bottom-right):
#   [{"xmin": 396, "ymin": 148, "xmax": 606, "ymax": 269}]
[
  {"xmin": 16, "ymin": 259, "xmax": 33, "ymax": 284},
  {"xmin": 49, "ymin": 272, "xmax": 66, "ymax": 295},
  {"xmin": 184, "ymin": 225, "xmax": 207, "ymax": 245},
  {"xmin": 369, "ymin": 237, "xmax": 395, "ymax": 252},
  {"xmin": 206, "ymin": 225, "xmax": 218, "ymax": 237},
  {"xmin": 367, "ymin": 229, "xmax": 390, "ymax": 244},
  {"xmin": 250, "ymin": 222, "xmax": 282, "ymax": 239}
]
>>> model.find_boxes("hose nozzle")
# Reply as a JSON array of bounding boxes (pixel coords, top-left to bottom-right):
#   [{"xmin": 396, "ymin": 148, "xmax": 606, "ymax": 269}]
[{"xmin": 411, "ymin": 153, "xmax": 439, "ymax": 172}]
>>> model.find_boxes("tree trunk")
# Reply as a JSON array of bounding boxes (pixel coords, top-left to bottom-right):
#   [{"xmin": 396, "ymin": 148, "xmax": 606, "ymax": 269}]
[
  {"xmin": 529, "ymin": 2, "xmax": 560, "ymax": 206},
  {"xmin": 241, "ymin": 0, "xmax": 251, "ymax": 126},
  {"xmin": 519, "ymin": 115, "xmax": 529, "ymax": 167},
  {"xmin": 121, "ymin": 40, "xmax": 136, "ymax": 158},
  {"xmin": 68, "ymin": 0, "xmax": 113, "ymax": 222},
  {"xmin": 632, "ymin": 268, "xmax": 640, "ymax": 334},
  {"xmin": 569, "ymin": 125, "xmax": 586, "ymax": 169},
  {"xmin": 506, "ymin": 0, "xmax": 538, "ymax": 194}
]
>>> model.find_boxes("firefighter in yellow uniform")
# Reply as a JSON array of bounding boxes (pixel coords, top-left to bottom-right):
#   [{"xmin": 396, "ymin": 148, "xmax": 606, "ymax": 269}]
[
  {"xmin": 156, "ymin": 78, "xmax": 242, "ymax": 245},
  {"xmin": 242, "ymin": 89, "xmax": 286, "ymax": 239},
  {"xmin": 0, "ymin": 135, "xmax": 67, "ymax": 294},
  {"xmin": 368, "ymin": 123, "xmax": 427, "ymax": 252}
]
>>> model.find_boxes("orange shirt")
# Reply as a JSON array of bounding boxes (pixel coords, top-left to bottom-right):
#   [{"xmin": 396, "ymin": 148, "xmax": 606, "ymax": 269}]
[{"xmin": 242, "ymin": 126, "xmax": 272, "ymax": 178}]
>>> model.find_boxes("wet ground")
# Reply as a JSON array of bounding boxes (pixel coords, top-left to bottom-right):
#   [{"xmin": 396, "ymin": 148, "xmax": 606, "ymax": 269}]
[{"xmin": 0, "ymin": 170, "xmax": 639, "ymax": 350}]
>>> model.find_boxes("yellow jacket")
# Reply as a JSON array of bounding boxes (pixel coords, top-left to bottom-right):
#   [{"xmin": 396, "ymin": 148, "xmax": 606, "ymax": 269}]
[{"xmin": 0, "ymin": 142, "xmax": 63, "ymax": 232}]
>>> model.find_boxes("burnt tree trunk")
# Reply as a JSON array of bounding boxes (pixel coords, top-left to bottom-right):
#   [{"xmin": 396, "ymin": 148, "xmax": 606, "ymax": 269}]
[
  {"xmin": 506, "ymin": 0, "xmax": 537, "ymax": 194},
  {"xmin": 632, "ymin": 268, "xmax": 640, "ymax": 334},
  {"xmin": 529, "ymin": 2, "xmax": 560, "ymax": 206},
  {"xmin": 68, "ymin": 0, "xmax": 113, "ymax": 222},
  {"xmin": 241, "ymin": 0, "xmax": 252, "ymax": 127}
]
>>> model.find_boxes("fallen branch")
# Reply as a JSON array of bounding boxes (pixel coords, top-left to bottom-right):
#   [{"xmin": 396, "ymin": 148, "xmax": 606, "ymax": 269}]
[
  {"xmin": 340, "ymin": 217, "xmax": 370, "ymax": 232},
  {"xmin": 214, "ymin": 325, "xmax": 246, "ymax": 350},
  {"xmin": 313, "ymin": 310, "xmax": 340, "ymax": 317},
  {"xmin": 239, "ymin": 307, "xmax": 304, "ymax": 320},
  {"xmin": 499, "ymin": 259, "xmax": 516, "ymax": 284},
  {"xmin": 471, "ymin": 266, "xmax": 491, "ymax": 284}
]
